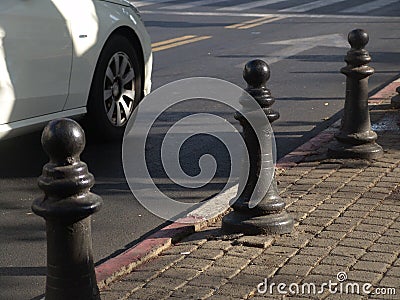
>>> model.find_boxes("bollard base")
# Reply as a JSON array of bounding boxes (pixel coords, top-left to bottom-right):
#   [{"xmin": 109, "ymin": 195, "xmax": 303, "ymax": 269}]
[
  {"xmin": 221, "ymin": 211, "xmax": 293, "ymax": 235},
  {"xmin": 328, "ymin": 140, "xmax": 383, "ymax": 160},
  {"xmin": 391, "ymin": 94, "xmax": 400, "ymax": 109}
]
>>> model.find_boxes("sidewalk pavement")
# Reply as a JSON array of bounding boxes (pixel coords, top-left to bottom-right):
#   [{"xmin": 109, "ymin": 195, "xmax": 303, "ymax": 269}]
[{"xmin": 99, "ymin": 80, "xmax": 400, "ymax": 300}]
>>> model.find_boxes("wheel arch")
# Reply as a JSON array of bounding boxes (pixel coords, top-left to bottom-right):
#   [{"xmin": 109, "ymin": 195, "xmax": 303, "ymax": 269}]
[{"xmin": 100, "ymin": 26, "xmax": 145, "ymax": 99}]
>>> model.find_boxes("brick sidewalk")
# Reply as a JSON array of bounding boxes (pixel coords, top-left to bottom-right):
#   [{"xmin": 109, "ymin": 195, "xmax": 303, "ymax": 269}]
[{"xmin": 100, "ymin": 100, "xmax": 400, "ymax": 300}]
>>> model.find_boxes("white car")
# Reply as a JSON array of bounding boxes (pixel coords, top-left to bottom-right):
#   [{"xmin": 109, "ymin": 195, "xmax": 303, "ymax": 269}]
[{"xmin": 0, "ymin": 0, "xmax": 152, "ymax": 140}]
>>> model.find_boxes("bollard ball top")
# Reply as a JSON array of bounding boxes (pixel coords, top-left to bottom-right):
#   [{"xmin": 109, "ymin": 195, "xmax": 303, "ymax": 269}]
[
  {"xmin": 41, "ymin": 118, "xmax": 86, "ymax": 164},
  {"xmin": 348, "ymin": 29, "xmax": 369, "ymax": 50},
  {"xmin": 243, "ymin": 59, "xmax": 270, "ymax": 88}
]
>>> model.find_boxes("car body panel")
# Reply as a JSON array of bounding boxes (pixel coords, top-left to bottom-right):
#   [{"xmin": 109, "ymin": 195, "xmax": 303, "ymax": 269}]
[
  {"xmin": 0, "ymin": 0, "xmax": 152, "ymax": 140},
  {"xmin": 63, "ymin": 0, "xmax": 152, "ymax": 110},
  {"xmin": 0, "ymin": 0, "xmax": 72, "ymax": 125}
]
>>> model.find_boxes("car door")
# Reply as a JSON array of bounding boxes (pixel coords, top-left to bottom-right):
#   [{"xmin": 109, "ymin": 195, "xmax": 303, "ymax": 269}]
[{"xmin": 0, "ymin": 0, "xmax": 72, "ymax": 125}]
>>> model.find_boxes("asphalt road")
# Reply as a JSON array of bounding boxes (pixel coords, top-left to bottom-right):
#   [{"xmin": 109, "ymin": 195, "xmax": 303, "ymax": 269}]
[{"xmin": 1, "ymin": 0, "xmax": 400, "ymax": 299}]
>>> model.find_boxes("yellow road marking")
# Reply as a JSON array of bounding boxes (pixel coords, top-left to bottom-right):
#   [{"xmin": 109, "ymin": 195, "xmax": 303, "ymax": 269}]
[
  {"xmin": 152, "ymin": 35, "xmax": 212, "ymax": 52},
  {"xmin": 151, "ymin": 35, "xmax": 196, "ymax": 48},
  {"xmin": 225, "ymin": 16, "xmax": 273, "ymax": 29},
  {"xmin": 225, "ymin": 16, "xmax": 284, "ymax": 29},
  {"xmin": 239, "ymin": 16, "xmax": 285, "ymax": 29}
]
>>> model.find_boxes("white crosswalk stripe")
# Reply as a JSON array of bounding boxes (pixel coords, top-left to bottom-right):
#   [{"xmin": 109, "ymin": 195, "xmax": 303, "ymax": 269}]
[
  {"xmin": 280, "ymin": 0, "xmax": 347, "ymax": 12},
  {"xmin": 217, "ymin": 0, "xmax": 289, "ymax": 11},
  {"xmin": 162, "ymin": 0, "xmax": 232, "ymax": 10},
  {"xmin": 341, "ymin": 0, "xmax": 399, "ymax": 13}
]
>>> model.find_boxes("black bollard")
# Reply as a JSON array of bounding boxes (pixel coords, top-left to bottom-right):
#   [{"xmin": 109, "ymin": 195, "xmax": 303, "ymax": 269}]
[
  {"xmin": 328, "ymin": 29, "xmax": 383, "ymax": 159},
  {"xmin": 32, "ymin": 118, "xmax": 102, "ymax": 300},
  {"xmin": 222, "ymin": 60, "xmax": 293, "ymax": 235},
  {"xmin": 391, "ymin": 86, "xmax": 400, "ymax": 108}
]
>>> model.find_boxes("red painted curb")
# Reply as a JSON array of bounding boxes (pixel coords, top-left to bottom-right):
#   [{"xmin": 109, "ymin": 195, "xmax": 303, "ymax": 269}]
[{"xmin": 95, "ymin": 77, "xmax": 400, "ymax": 289}]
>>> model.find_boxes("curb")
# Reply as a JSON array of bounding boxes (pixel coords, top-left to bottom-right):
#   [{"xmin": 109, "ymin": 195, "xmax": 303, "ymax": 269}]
[{"xmin": 95, "ymin": 77, "xmax": 400, "ymax": 289}]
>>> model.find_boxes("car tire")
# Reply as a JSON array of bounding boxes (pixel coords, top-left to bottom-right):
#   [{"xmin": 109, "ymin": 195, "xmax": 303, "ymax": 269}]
[{"xmin": 86, "ymin": 34, "xmax": 142, "ymax": 141}]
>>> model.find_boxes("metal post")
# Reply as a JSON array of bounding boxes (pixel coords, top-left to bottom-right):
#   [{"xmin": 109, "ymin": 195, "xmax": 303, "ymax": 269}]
[
  {"xmin": 222, "ymin": 60, "xmax": 293, "ymax": 235},
  {"xmin": 328, "ymin": 29, "xmax": 383, "ymax": 159},
  {"xmin": 32, "ymin": 118, "xmax": 102, "ymax": 300}
]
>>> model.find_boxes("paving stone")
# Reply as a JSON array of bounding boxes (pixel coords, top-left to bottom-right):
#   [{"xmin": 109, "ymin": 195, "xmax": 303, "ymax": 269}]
[
  {"xmin": 273, "ymin": 233, "xmax": 312, "ymax": 248},
  {"xmin": 333, "ymin": 216, "xmax": 362, "ymax": 226},
  {"xmin": 202, "ymin": 265, "xmax": 241, "ymax": 279},
  {"xmin": 385, "ymin": 266, "xmax": 400, "ymax": 278},
  {"xmin": 160, "ymin": 267, "xmax": 201, "ymax": 280},
  {"xmin": 213, "ymin": 255, "xmax": 250, "ymax": 269},
  {"xmin": 378, "ymin": 276, "xmax": 400, "ymax": 288},
  {"xmin": 235, "ymin": 235, "xmax": 274, "ymax": 248},
  {"xmin": 346, "ymin": 270, "xmax": 382, "ymax": 283},
  {"xmin": 277, "ymin": 264, "xmax": 313, "ymax": 277},
  {"xmin": 225, "ymin": 245, "xmax": 263, "ymax": 259},
  {"xmin": 362, "ymin": 217, "xmax": 391, "ymax": 226},
  {"xmin": 338, "ymin": 238, "xmax": 373, "ymax": 249},
  {"xmin": 334, "ymin": 192, "xmax": 361, "ymax": 199},
  {"xmin": 347, "ymin": 204, "xmax": 377, "ymax": 212},
  {"xmin": 330, "ymin": 246, "xmax": 365, "ymax": 258},
  {"xmin": 342, "ymin": 210, "xmax": 369, "ymax": 218},
  {"xmin": 354, "ymin": 197, "xmax": 380, "ymax": 205},
  {"xmin": 214, "ymin": 282, "xmax": 255, "ymax": 298},
  {"xmin": 289, "ymin": 255, "xmax": 322, "ymax": 266},
  {"xmin": 173, "ymin": 257, "xmax": 214, "ymax": 271},
  {"xmin": 189, "ymin": 274, "xmax": 228, "ymax": 288},
  {"xmin": 355, "ymin": 224, "xmax": 387, "ymax": 234},
  {"xmin": 127, "ymin": 286, "xmax": 171, "ymax": 300},
  {"xmin": 299, "ymin": 247, "xmax": 331, "ymax": 256},
  {"xmin": 360, "ymin": 252, "xmax": 398, "ymax": 264},
  {"xmin": 268, "ymin": 274, "xmax": 303, "ymax": 284},
  {"xmin": 200, "ymin": 240, "xmax": 232, "ymax": 251},
  {"xmin": 301, "ymin": 274, "xmax": 332, "ymax": 285},
  {"xmin": 324, "ymin": 294, "xmax": 364, "ymax": 300},
  {"xmin": 207, "ymin": 295, "xmax": 237, "ymax": 300},
  {"xmin": 376, "ymin": 236, "xmax": 399, "ymax": 245},
  {"xmin": 287, "ymin": 204, "xmax": 316, "ymax": 213},
  {"xmin": 101, "ymin": 288, "xmax": 129, "ymax": 300},
  {"xmin": 162, "ymin": 244, "xmax": 199, "ymax": 256},
  {"xmin": 308, "ymin": 238, "xmax": 338, "ymax": 248},
  {"xmin": 296, "ymin": 225, "xmax": 322, "ymax": 234},
  {"xmin": 108, "ymin": 279, "xmax": 143, "ymax": 294},
  {"xmin": 137, "ymin": 255, "xmax": 184, "ymax": 271},
  {"xmin": 170, "ymin": 284, "xmax": 214, "ymax": 299},
  {"xmin": 339, "ymin": 186, "xmax": 369, "ymax": 193},
  {"xmin": 241, "ymin": 264, "xmax": 277, "ymax": 278},
  {"xmin": 264, "ymin": 246, "xmax": 299, "ymax": 257},
  {"xmin": 369, "ymin": 243, "xmax": 399, "ymax": 254},
  {"xmin": 251, "ymin": 254, "xmax": 289, "ymax": 268},
  {"xmin": 316, "ymin": 230, "xmax": 347, "ymax": 240},
  {"xmin": 383, "ymin": 228, "xmax": 400, "ymax": 237},
  {"xmin": 301, "ymin": 217, "xmax": 332, "ymax": 227},
  {"xmin": 352, "ymin": 261, "xmax": 389, "ymax": 273},
  {"xmin": 177, "ymin": 234, "xmax": 208, "ymax": 246},
  {"xmin": 188, "ymin": 248, "xmax": 224, "ymax": 260},
  {"xmin": 346, "ymin": 231, "xmax": 381, "ymax": 241},
  {"xmin": 320, "ymin": 255, "xmax": 357, "ymax": 267},
  {"xmin": 325, "ymin": 222, "xmax": 356, "ymax": 232},
  {"xmin": 228, "ymin": 272, "xmax": 267, "ymax": 286},
  {"xmin": 311, "ymin": 265, "xmax": 348, "ymax": 277},
  {"xmin": 369, "ymin": 210, "xmax": 399, "ymax": 219},
  {"xmin": 122, "ymin": 269, "xmax": 160, "ymax": 283},
  {"xmin": 318, "ymin": 203, "xmax": 348, "ymax": 212},
  {"xmin": 308, "ymin": 209, "xmax": 341, "ymax": 218},
  {"xmin": 145, "ymin": 276, "xmax": 187, "ymax": 289}
]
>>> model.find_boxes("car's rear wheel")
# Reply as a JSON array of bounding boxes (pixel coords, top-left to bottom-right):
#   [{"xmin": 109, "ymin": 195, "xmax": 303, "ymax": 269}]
[{"xmin": 86, "ymin": 34, "xmax": 142, "ymax": 140}]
